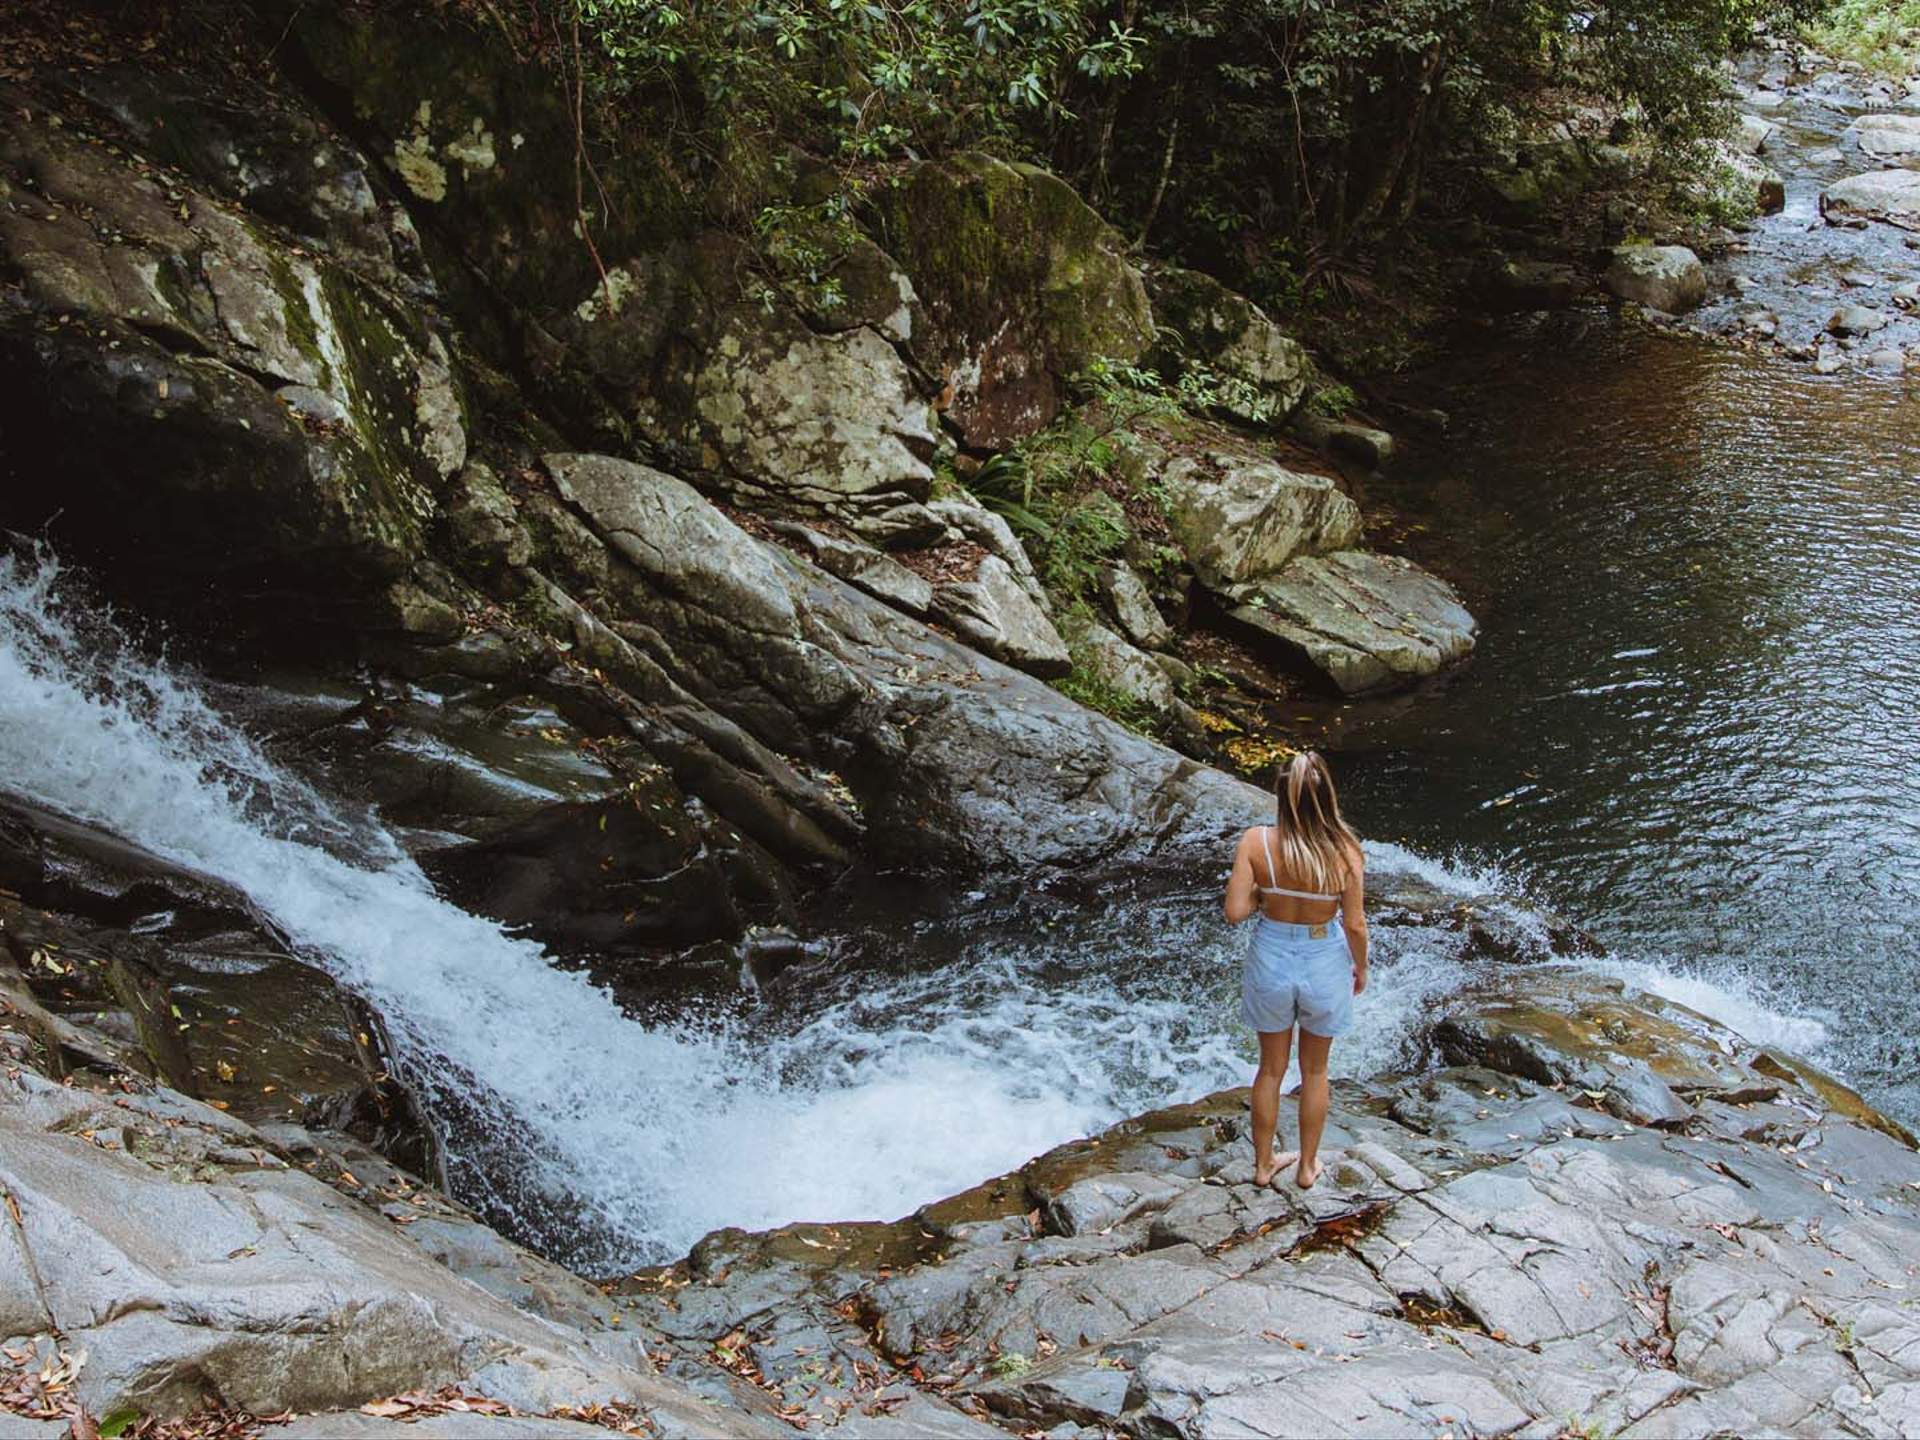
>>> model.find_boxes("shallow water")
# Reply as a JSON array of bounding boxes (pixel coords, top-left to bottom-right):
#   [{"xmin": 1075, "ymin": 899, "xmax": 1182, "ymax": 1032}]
[{"xmin": 1343, "ymin": 314, "xmax": 1920, "ymax": 1123}]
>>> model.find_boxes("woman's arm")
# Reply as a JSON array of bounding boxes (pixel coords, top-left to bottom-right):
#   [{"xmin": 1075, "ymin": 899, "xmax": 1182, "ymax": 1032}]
[
  {"xmin": 1341, "ymin": 843, "xmax": 1369, "ymax": 993},
  {"xmin": 1223, "ymin": 830, "xmax": 1259, "ymax": 923}
]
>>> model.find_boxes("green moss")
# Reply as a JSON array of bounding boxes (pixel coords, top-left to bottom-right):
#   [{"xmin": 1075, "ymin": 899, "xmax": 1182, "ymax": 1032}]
[
  {"xmin": 313, "ymin": 270, "xmax": 439, "ymax": 562},
  {"xmin": 876, "ymin": 154, "xmax": 1151, "ymax": 376},
  {"xmin": 259, "ymin": 240, "xmax": 332, "ymax": 390}
]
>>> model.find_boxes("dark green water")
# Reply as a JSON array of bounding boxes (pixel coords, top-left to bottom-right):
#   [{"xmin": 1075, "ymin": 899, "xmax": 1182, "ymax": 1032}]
[{"xmin": 1338, "ymin": 314, "xmax": 1920, "ymax": 1122}]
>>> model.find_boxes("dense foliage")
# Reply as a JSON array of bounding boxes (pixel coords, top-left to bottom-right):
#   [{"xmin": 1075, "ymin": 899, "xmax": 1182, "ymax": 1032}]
[
  {"xmin": 561, "ymin": 0, "xmax": 1823, "ymax": 299},
  {"xmin": 1807, "ymin": 0, "xmax": 1920, "ymax": 74}
]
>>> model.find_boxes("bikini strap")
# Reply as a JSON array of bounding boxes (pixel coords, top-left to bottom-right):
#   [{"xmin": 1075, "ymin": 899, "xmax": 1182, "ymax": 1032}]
[{"xmin": 1257, "ymin": 825, "xmax": 1341, "ymax": 903}]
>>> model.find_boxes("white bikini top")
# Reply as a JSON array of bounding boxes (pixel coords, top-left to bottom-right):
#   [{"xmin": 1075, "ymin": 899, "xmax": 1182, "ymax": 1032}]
[{"xmin": 1256, "ymin": 826, "xmax": 1341, "ymax": 902}]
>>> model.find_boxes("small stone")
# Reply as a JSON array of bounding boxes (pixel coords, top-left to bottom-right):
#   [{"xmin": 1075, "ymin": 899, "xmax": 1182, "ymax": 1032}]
[{"xmin": 1828, "ymin": 304, "xmax": 1890, "ymax": 336}]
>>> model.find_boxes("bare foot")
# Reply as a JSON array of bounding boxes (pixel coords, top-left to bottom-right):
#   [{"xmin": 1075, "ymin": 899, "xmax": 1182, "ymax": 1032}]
[
  {"xmin": 1254, "ymin": 1150, "xmax": 1299, "ymax": 1188},
  {"xmin": 1293, "ymin": 1155, "xmax": 1324, "ymax": 1190}
]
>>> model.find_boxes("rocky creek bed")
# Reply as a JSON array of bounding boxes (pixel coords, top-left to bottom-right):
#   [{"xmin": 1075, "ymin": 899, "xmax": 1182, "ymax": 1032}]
[
  {"xmin": 4, "ymin": 4, "xmax": 1920, "ymax": 1438},
  {"xmin": 7, "ymin": 929, "xmax": 1920, "ymax": 1439}
]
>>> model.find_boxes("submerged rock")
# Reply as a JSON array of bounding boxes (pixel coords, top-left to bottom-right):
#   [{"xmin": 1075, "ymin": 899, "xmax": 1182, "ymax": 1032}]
[
  {"xmin": 1229, "ymin": 551, "xmax": 1478, "ymax": 695},
  {"xmin": 1605, "ymin": 244, "xmax": 1709, "ymax": 314}
]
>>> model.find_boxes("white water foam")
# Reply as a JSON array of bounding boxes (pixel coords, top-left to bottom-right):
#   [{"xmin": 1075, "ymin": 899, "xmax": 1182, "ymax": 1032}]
[
  {"xmin": 0, "ymin": 551, "xmax": 1832, "ymax": 1269},
  {"xmin": 0, "ymin": 552, "xmax": 1235, "ymax": 1266}
]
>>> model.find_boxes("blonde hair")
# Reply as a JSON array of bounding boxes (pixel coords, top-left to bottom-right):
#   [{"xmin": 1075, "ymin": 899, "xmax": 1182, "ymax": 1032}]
[{"xmin": 1269, "ymin": 751, "xmax": 1360, "ymax": 893}]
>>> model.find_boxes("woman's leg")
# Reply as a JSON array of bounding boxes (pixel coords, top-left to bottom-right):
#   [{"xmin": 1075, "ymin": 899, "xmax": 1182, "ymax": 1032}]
[
  {"xmin": 1294, "ymin": 1029, "xmax": 1334, "ymax": 1188},
  {"xmin": 1251, "ymin": 1028, "xmax": 1294, "ymax": 1186}
]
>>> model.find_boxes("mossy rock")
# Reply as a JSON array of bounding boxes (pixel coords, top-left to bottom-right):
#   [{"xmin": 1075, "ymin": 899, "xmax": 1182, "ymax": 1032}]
[
  {"xmin": 1145, "ymin": 265, "xmax": 1316, "ymax": 425},
  {"xmin": 292, "ymin": 7, "xmax": 696, "ymax": 318},
  {"xmin": 873, "ymin": 153, "xmax": 1153, "ymax": 450}
]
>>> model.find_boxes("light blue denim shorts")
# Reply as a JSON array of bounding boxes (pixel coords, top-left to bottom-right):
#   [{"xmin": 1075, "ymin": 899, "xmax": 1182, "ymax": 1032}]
[{"xmin": 1241, "ymin": 917, "xmax": 1355, "ymax": 1037}]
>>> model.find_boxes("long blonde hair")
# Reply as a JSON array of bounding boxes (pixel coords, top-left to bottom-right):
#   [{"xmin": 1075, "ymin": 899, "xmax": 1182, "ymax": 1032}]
[{"xmin": 1269, "ymin": 751, "xmax": 1360, "ymax": 893}]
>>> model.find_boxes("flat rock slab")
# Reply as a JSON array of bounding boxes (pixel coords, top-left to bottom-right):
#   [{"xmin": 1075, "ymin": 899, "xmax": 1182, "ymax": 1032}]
[
  {"xmin": 1847, "ymin": 113, "xmax": 1920, "ymax": 159},
  {"xmin": 1230, "ymin": 550, "xmax": 1477, "ymax": 694},
  {"xmin": 1823, "ymin": 171, "xmax": 1920, "ymax": 231},
  {"xmin": 0, "ymin": 1068, "xmax": 763, "ymax": 1436},
  {"xmin": 616, "ymin": 966, "xmax": 1920, "ymax": 1440}
]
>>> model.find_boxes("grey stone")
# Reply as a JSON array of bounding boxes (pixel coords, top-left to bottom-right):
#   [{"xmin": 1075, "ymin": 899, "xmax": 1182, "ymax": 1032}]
[
  {"xmin": 1829, "ymin": 304, "xmax": 1891, "ymax": 336},
  {"xmin": 0, "ymin": 1070, "xmax": 758, "ymax": 1434},
  {"xmin": 1061, "ymin": 616, "xmax": 1179, "ymax": 717},
  {"xmin": 1737, "ymin": 113, "xmax": 1777, "ymax": 154},
  {"xmin": 772, "ymin": 523, "xmax": 935, "ymax": 616},
  {"xmin": 1848, "ymin": 113, "xmax": 1920, "ymax": 160},
  {"xmin": 1230, "ymin": 550, "xmax": 1477, "ymax": 694},
  {"xmin": 691, "ymin": 309, "xmax": 936, "ymax": 517},
  {"xmin": 933, "ymin": 555, "xmax": 1072, "ymax": 677},
  {"xmin": 1294, "ymin": 414, "xmax": 1396, "ymax": 470},
  {"xmin": 1101, "ymin": 563, "xmax": 1172, "ymax": 650},
  {"xmin": 1163, "ymin": 453, "xmax": 1361, "ymax": 591},
  {"xmin": 1145, "ymin": 264, "xmax": 1315, "ymax": 424},
  {"xmin": 1606, "ymin": 245, "xmax": 1709, "ymax": 314},
  {"xmin": 1823, "ymin": 170, "xmax": 1920, "ymax": 230}
]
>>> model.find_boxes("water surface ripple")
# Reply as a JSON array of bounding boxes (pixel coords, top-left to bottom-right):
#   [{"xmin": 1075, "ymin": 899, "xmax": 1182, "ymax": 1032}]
[{"xmin": 1349, "ymin": 317, "xmax": 1920, "ymax": 1120}]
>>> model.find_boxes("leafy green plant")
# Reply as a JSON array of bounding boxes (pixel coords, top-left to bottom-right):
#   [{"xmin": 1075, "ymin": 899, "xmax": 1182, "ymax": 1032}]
[
  {"xmin": 987, "ymin": 1350, "xmax": 1033, "ymax": 1378},
  {"xmin": 1055, "ymin": 648, "xmax": 1159, "ymax": 735},
  {"xmin": 1807, "ymin": 0, "xmax": 1920, "ymax": 76},
  {"xmin": 1305, "ymin": 382, "xmax": 1358, "ymax": 419}
]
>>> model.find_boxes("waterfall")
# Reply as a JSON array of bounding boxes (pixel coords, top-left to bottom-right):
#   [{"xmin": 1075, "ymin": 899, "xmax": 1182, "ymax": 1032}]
[{"xmin": 0, "ymin": 550, "xmax": 1240, "ymax": 1269}]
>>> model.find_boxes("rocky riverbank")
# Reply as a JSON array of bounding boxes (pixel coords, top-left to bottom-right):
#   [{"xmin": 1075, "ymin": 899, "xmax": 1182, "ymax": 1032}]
[
  {"xmin": 8, "ymin": 900, "xmax": 1920, "ymax": 1439},
  {"xmin": 4, "ymin": 6, "xmax": 1918, "ymax": 1439}
]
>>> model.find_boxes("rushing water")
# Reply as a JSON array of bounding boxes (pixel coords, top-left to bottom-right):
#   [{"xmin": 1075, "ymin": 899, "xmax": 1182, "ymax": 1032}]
[
  {"xmin": 1340, "ymin": 315, "xmax": 1920, "ymax": 1124},
  {"xmin": 0, "ymin": 549, "xmax": 1498, "ymax": 1269}
]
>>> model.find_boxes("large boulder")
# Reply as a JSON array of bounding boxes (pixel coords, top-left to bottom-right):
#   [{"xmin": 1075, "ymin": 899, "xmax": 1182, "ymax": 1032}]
[
  {"xmin": 0, "ymin": 112, "xmax": 461, "ymax": 614},
  {"xmin": 291, "ymin": 8, "xmax": 693, "ymax": 319},
  {"xmin": 1144, "ymin": 265, "xmax": 1315, "ymax": 425},
  {"xmin": 1604, "ymin": 244, "xmax": 1708, "ymax": 314},
  {"xmin": 873, "ymin": 154, "xmax": 1154, "ymax": 450},
  {"xmin": 1229, "ymin": 550, "xmax": 1477, "ymax": 694},
  {"xmin": 684, "ymin": 304, "xmax": 937, "ymax": 517},
  {"xmin": 1161, "ymin": 449, "xmax": 1361, "ymax": 591},
  {"xmin": 0, "ymin": 1067, "xmax": 758, "ymax": 1433},
  {"xmin": 1822, "ymin": 170, "xmax": 1920, "ymax": 230},
  {"xmin": 537, "ymin": 453, "xmax": 1265, "ymax": 867},
  {"xmin": 1846, "ymin": 113, "xmax": 1920, "ymax": 161}
]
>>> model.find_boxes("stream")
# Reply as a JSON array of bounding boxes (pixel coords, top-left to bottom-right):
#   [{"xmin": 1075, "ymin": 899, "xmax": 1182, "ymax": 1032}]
[{"xmin": 2, "ymin": 63, "xmax": 1914, "ymax": 1278}]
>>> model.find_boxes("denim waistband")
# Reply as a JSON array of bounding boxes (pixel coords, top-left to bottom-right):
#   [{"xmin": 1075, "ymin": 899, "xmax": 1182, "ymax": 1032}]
[{"xmin": 1253, "ymin": 915, "xmax": 1343, "ymax": 942}]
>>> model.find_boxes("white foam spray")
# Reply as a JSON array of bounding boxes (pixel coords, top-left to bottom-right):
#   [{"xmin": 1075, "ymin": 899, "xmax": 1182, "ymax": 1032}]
[{"xmin": 0, "ymin": 550, "xmax": 1828, "ymax": 1270}]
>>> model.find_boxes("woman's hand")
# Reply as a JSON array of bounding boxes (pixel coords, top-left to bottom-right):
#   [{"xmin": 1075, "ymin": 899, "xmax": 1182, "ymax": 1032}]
[{"xmin": 1352, "ymin": 958, "xmax": 1369, "ymax": 995}]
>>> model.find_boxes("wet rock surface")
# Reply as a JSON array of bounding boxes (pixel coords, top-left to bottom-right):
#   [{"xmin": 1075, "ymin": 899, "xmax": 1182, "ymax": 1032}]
[
  {"xmin": 1605, "ymin": 245, "xmax": 1709, "ymax": 314},
  {"xmin": 1229, "ymin": 551, "xmax": 1479, "ymax": 696},
  {"xmin": 0, "ymin": 994, "xmax": 776, "ymax": 1436},
  {"xmin": 613, "ymin": 969, "xmax": 1920, "ymax": 1440}
]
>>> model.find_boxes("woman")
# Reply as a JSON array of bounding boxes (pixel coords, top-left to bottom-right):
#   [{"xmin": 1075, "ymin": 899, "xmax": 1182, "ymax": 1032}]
[{"xmin": 1223, "ymin": 751, "xmax": 1368, "ymax": 1190}]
